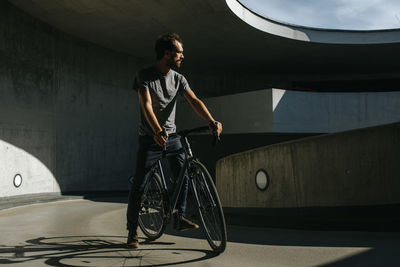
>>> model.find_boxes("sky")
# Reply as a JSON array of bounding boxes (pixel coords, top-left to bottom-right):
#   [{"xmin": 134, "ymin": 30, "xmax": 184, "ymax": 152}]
[{"xmin": 239, "ymin": 0, "xmax": 400, "ymax": 30}]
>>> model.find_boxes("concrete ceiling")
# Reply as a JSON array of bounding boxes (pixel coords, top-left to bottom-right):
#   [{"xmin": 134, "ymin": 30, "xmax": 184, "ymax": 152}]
[{"xmin": 8, "ymin": 0, "xmax": 400, "ymax": 92}]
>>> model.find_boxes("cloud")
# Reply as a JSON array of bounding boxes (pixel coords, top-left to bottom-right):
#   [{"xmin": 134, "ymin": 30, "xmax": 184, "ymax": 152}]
[{"xmin": 240, "ymin": 0, "xmax": 400, "ymax": 30}]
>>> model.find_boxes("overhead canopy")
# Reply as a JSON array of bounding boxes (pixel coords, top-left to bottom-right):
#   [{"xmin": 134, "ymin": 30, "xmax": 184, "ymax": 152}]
[{"xmin": 9, "ymin": 0, "xmax": 400, "ymax": 94}]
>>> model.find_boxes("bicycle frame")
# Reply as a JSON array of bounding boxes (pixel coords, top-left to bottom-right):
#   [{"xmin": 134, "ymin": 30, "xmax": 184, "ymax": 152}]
[
  {"xmin": 149, "ymin": 135, "xmax": 197, "ymax": 221},
  {"xmin": 139, "ymin": 126, "xmax": 227, "ymax": 253}
]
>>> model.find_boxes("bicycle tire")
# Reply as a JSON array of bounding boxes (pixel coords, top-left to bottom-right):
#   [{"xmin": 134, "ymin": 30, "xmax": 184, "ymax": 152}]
[
  {"xmin": 190, "ymin": 161, "xmax": 227, "ymax": 253},
  {"xmin": 138, "ymin": 172, "xmax": 167, "ymax": 240}
]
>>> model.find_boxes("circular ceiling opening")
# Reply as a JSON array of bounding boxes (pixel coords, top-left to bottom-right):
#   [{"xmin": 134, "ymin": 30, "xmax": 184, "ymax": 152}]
[{"xmin": 239, "ymin": 0, "xmax": 400, "ymax": 31}]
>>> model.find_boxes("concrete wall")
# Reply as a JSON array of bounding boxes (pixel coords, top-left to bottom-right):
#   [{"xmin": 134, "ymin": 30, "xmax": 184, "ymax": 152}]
[
  {"xmin": 178, "ymin": 88, "xmax": 400, "ymax": 135},
  {"xmin": 2, "ymin": 0, "xmax": 399, "ymax": 201},
  {"xmin": 216, "ymin": 123, "xmax": 400, "ymax": 208},
  {"xmin": 176, "ymin": 89, "xmax": 272, "ymax": 134},
  {"xmin": 273, "ymin": 89, "xmax": 400, "ymax": 133},
  {"xmin": 0, "ymin": 1, "xmax": 140, "ymax": 197}
]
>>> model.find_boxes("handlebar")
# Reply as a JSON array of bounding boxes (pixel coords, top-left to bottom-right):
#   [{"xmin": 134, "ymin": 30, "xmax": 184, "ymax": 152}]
[
  {"xmin": 177, "ymin": 126, "xmax": 209, "ymax": 137},
  {"xmin": 161, "ymin": 124, "xmax": 220, "ymax": 158},
  {"xmin": 159, "ymin": 124, "xmax": 220, "ymax": 159},
  {"xmin": 177, "ymin": 124, "xmax": 221, "ymax": 147}
]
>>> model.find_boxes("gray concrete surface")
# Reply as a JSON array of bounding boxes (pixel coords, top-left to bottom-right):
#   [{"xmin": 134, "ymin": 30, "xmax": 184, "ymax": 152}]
[
  {"xmin": 272, "ymin": 89, "xmax": 400, "ymax": 133},
  {"xmin": 217, "ymin": 123, "xmax": 400, "ymax": 208},
  {"xmin": 177, "ymin": 90, "xmax": 273, "ymax": 134},
  {"xmin": 0, "ymin": 0, "xmax": 140, "ymax": 197},
  {"xmin": 1, "ymin": 0, "xmax": 399, "ymax": 210},
  {"xmin": 0, "ymin": 193, "xmax": 82, "ymax": 211},
  {"xmin": 178, "ymin": 89, "xmax": 400, "ymax": 135},
  {"xmin": 8, "ymin": 0, "xmax": 400, "ymax": 93},
  {"xmin": 1, "ymin": 198, "xmax": 399, "ymax": 267}
]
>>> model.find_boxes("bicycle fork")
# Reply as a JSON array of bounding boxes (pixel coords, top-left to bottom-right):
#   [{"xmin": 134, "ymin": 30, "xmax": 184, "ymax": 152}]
[{"xmin": 190, "ymin": 166, "xmax": 217, "ymax": 211}]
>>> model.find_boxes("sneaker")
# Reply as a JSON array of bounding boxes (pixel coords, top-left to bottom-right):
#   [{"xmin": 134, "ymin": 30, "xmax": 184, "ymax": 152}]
[
  {"xmin": 173, "ymin": 216, "xmax": 200, "ymax": 231},
  {"xmin": 127, "ymin": 231, "xmax": 139, "ymax": 248}
]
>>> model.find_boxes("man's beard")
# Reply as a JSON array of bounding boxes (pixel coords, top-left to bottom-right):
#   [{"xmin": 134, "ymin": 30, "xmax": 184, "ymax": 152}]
[{"xmin": 167, "ymin": 59, "xmax": 181, "ymax": 69}]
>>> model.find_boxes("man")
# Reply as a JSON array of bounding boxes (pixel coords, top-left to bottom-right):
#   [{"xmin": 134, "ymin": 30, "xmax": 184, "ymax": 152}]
[{"xmin": 126, "ymin": 33, "xmax": 222, "ymax": 248}]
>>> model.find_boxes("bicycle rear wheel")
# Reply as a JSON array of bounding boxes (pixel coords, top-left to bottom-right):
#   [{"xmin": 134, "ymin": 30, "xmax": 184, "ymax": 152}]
[
  {"xmin": 190, "ymin": 161, "xmax": 227, "ymax": 253},
  {"xmin": 138, "ymin": 172, "xmax": 167, "ymax": 240}
]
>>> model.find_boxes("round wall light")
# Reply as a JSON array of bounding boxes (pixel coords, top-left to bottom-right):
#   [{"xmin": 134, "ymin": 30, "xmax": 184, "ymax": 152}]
[
  {"xmin": 13, "ymin": 174, "xmax": 23, "ymax": 188},
  {"xmin": 255, "ymin": 169, "xmax": 269, "ymax": 191}
]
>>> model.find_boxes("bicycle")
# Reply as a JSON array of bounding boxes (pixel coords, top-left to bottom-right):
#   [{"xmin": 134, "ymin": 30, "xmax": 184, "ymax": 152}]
[{"xmin": 137, "ymin": 126, "xmax": 227, "ymax": 254}]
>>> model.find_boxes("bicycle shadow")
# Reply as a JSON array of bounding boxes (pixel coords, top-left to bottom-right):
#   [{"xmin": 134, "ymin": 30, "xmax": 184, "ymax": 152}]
[{"xmin": 0, "ymin": 235, "xmax": 217, "ymax": 267}]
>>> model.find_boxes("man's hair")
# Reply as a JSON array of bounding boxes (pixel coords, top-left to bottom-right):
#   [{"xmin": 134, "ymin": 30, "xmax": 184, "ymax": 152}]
[{"xmin": 155, "ymin": 33, "xmax": 183, "ymax": 60}]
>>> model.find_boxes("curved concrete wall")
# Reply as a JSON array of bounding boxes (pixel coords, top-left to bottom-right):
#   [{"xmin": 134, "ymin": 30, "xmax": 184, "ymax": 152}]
[
  {"xmin": 216, "ymin": 123, "xmax": 400, "ymax": 208},
  {"xmin": 0, "ymin": 1, "xmax": 140, "ymax": 197}
]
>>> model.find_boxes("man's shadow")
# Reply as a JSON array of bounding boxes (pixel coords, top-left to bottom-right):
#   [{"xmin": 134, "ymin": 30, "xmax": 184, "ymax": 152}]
[{"xmin": 0, "ymin": 235, "xmax": 217, "ymax": 267}]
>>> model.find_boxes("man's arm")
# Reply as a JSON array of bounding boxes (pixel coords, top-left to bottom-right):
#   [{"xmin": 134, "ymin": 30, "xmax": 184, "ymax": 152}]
[
  {"xmin": 183, "ymin": 89, "xmax": 222, "ymax": 136},
  {"xmin": 138, "ymin": 88, "xmax": 168, "ymax": 146}
]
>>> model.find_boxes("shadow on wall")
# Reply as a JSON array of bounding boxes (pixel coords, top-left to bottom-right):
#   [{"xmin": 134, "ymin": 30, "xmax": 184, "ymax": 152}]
[
  {"xmin": 273, "ymin": 89, "xmax": 400, "ymax": 133},
  {"xmin": 0, "ymin": 0, "xmax": 139, "ymax": 198}
]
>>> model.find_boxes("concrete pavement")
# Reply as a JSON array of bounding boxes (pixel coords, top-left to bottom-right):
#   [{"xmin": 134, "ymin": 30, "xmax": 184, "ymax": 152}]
[{"xmin": 0, "ymin": 197, "xmax": 399, "ymax": 266}]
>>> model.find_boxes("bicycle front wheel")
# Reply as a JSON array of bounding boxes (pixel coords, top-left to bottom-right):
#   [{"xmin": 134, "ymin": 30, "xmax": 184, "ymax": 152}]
[
  {"xmin": 190, "ymin": 161, "xmax": 227, "ymax": 253},
  {"xmin": 138, "ymin": 172, "xmax": 167, "ymax": 240}
]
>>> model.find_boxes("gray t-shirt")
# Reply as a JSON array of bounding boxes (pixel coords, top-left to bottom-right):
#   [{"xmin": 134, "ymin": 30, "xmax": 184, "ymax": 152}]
[{"xmin": 133, "ymin": 66, "xmax": 191, "ymax": 136}]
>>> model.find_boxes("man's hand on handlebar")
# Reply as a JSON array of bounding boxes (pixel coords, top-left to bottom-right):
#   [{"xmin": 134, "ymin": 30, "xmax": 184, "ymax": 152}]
[
  {"xmin": 154, "ymin": 129, "xmax": 168, "ymax": 148},
  {"xmin": 209, "ymin": 120, "xmax": 223, "ymax": 137}
]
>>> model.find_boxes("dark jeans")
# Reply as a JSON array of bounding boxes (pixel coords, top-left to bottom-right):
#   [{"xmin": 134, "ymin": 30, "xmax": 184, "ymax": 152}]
[{"xmin": 126, "ymin": 134, "xmax": 188, "ymax": 232}]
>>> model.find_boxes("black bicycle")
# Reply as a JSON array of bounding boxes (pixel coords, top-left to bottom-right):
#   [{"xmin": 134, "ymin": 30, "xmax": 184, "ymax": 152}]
[{"xmin": 137, "ymin": 126, "xmax": 227, "ymax": 254}]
